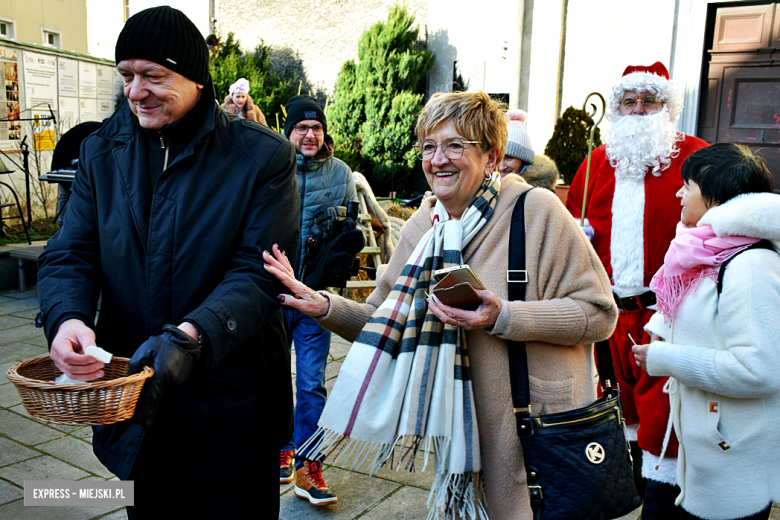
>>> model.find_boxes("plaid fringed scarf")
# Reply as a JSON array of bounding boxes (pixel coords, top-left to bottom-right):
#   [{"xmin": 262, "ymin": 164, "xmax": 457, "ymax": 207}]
[{"xmin": 301, "ymin": 174, "xmax": 501, "ymax": 520}]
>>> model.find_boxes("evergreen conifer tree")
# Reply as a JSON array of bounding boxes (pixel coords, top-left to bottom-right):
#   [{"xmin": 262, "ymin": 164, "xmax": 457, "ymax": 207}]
[
  {"xmin": 544, "ymin": 106, "xmax": 603, "ymax": 185},
  {"xmin": 209, "ymin": 33, "xmax": 297, "ymax": 131},
  {"xmin": 329, "ymin": 5, "xmax": 435, "ymax": 189}
]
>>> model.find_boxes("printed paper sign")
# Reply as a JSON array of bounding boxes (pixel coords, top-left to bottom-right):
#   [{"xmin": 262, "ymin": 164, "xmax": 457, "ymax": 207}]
[
  {"xmin": 79, "ymin": 61, "xmax": 97, "ymax": 98},
  {"xmin": 58, "ymin": 57, "xmax": 78, "ymax": 98},
  {"xmin": 79, "ymin": 98, "xmax": 98, "ymax": 122},
  {"xmin": 96, "ymin": 64, "xmax": 113, "ymax": 99}
]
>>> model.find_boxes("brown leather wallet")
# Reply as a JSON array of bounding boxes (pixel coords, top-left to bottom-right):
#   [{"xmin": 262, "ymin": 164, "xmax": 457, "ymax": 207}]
[{"xmin": 432, "ymin": 272, "xmax": 482, "ymax": 310}]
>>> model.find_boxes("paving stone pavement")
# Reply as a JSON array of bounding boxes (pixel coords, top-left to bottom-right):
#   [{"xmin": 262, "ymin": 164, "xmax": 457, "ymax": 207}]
[{"xmin": 0, "ymin": 287, "xmax": 777, "ymax": 519}]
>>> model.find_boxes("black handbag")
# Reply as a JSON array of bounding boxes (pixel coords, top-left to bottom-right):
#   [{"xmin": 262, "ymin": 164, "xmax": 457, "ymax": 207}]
[{"xmin": 507, "ymin": 189, "xmax": 641, "ymax": 520}]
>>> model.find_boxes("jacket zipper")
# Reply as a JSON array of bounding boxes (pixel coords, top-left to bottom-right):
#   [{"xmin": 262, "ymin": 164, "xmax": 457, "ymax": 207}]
[
  {"xmin": 159, "ymin": 131, "xmax": 169, "ymax": 171},
  {"xmin": 298, "ymin": 161, "xmax": 306, "ymax": 277},
  {"xmin": 539, "ymin": 406, "xmax": 620, "ymax": 428}
]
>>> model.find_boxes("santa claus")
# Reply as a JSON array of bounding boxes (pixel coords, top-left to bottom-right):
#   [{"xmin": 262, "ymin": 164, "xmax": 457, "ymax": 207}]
[{"xmin": 566, "ymin": 62, "xmax": 708, "ymax": 518}]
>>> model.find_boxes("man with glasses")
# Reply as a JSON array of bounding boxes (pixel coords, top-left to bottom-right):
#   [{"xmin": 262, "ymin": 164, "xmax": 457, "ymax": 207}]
[
  {"xmin": 566, "ymin": 62, "xmax": 708, "ymax": 519},
  {"xmin": 280, "ymin": 94, "xmax": 357, "ymax": 506}
]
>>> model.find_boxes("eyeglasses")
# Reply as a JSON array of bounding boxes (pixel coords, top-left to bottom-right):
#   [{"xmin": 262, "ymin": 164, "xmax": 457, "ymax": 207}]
[
  {"xmin": 621, "ymin": 95, "xmax": 661, "ymax": 109},
  {"xmin": 293, "ymin": 124, "xmax": 324, "ymax": 136},
  {"xmin": 413, "ymin": 137, "xmax": 481, "ymax": 160}
]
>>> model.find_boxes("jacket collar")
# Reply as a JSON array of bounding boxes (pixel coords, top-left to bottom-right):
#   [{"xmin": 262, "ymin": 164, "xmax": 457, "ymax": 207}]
[
  {"xmin": 698, "ymin": 192, "xmax": 780, "ymax": 243},
  {"xmin": 296, "ymin": 134, "xmax": 335, "ymax": 171}
]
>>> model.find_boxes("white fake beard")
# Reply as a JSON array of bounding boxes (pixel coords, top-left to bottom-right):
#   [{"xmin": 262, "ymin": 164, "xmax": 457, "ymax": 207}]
[{"xmin": 606, "ymin": 111, "xmax": 680, "ymax": 180}]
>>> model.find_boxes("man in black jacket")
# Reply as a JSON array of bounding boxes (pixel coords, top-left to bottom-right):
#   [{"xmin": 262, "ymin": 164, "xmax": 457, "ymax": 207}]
[{"xmin": 36, "ymin": 7, "xmax": 298, "ymax": 518}]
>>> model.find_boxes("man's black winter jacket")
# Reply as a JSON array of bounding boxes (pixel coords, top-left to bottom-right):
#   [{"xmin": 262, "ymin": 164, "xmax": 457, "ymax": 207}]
[{"xmin": 37, "ymin": 90, "xmax": 299, "ymax": 480}]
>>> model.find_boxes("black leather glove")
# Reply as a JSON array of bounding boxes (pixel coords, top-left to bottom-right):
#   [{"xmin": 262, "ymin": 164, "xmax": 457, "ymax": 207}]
[{"xmin": 128, "ymin": 324, "xmax": 202, "ymax": 429}]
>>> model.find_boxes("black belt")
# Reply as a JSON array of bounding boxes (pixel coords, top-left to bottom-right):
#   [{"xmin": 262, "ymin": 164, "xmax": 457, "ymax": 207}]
[{"xmin": 613, "ymin": 290, "xmax": 656, "ymax": 312}]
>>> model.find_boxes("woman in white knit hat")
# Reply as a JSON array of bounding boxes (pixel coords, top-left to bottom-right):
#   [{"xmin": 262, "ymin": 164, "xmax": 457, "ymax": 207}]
[{"xmin": 221, "ymin": 77, "xmax": 268, "ymax": 126}]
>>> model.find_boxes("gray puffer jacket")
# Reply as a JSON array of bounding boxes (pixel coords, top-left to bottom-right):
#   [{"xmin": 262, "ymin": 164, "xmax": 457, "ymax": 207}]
[{"xmin": 295, "ymin": 134, "xmax": 358, "ymax": 276}]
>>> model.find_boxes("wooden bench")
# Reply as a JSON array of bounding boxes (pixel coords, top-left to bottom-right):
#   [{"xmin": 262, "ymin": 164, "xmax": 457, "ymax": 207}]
[{"xmin": 9, "ymin": 246, "xmax": 44, "ymax": 292}]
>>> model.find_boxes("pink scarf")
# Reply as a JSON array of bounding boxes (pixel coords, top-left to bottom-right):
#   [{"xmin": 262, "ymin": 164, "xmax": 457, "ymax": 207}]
[{"xmin": 650, "ymin": 223, "xmax": 759, "ymax": 321}]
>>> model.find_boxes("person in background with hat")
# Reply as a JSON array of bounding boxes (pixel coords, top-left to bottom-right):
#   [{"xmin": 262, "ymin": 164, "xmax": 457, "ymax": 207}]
[
  {"xmin": 279, "ymin": 94, "xmax": 357, "ymax": 506},
  {"xmin": 499, "ymin": 109, "xmax": 560, "ymax": 192},
  {"xmin": 498, "ymin": 109, "xmax": 535, "ymax": 180},
  {"xmin": 36, "ymin": 6, "xmax": 299, "ymax": 519},
  {"xmin": 221, "ymin": 77, "xmax": 268, "ymax": 125},
  {"xmin": 566, "ymin": 62, "xmax": 708, "ymax": 519}
]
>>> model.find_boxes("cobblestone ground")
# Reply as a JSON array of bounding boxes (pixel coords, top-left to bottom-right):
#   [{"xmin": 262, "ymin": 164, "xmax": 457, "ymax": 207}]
[{"xmin": 0, "ymin": 287, "xmax": 777, "ymax": 519}]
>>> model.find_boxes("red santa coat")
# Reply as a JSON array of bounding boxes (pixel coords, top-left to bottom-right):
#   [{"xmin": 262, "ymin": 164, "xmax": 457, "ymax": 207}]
[{"xmin": 566, "ymin": 134, "xmax": 708, "ymax": 459}]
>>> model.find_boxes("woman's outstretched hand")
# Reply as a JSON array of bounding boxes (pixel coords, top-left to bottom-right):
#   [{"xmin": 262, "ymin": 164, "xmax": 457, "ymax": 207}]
[
  {"xmin": 426, "ymin": 289, "xmax": 502, "ymax": 331},
  {"xmin": 263, "ymin": 244, "xmax": 330, "ymax": 318}
]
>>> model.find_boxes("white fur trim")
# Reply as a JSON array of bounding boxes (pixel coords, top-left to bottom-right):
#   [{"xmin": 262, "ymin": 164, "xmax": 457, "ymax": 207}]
[
  {"xmin": 698, "ymin": 192, "xmax": 780, "ymax": 242},
  {"xmin": 642, "ymin": 450, "xmax": 677, "ymax": 485},
  {"xmin": 611, "ymin": 176, "xmax": 645, "ymax": 287},
  {"xmin": 616, "ymin": 72, "xmax": 669, "ymax": 93},
  {"xmin": 625, "ymin": 422, "xmax": 639, "ymax": 441}
]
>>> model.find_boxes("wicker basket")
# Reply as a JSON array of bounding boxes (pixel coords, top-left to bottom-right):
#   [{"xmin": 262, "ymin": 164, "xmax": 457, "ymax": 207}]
[{"xmin": 5, "ymin": 356, "xmax": 153, "ymax": 426}]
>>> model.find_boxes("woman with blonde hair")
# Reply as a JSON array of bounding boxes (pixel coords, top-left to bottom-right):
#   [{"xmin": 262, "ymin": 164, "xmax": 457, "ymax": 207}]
[
  {"xmin": 220, "ymin": 77, "xmax": 267, "ymax": 125},
  {"xmin": 264, "ymin": 90, "xmax": 617, "ymax": 519}
]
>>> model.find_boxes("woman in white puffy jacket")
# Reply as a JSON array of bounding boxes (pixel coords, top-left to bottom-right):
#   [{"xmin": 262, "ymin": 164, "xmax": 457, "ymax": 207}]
[{"xmin": 633, "ymin": 143, "xmax": 780, "ymax": 520}]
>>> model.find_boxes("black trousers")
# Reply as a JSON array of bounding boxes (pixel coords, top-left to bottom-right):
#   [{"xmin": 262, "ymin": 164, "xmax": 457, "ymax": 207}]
[
  {"xmin": 630, "ymin": 441, "xmax": 646, "ymax": 500},
  {"xmin": 641, "ymin": 479, "xmax": 681, "ymax": 520},
  {"xmin": 125, "ymin": 447, "xmax": 279, "ymax": 520}
]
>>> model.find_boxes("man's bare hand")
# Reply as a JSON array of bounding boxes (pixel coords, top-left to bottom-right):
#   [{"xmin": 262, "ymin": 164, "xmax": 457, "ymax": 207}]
[{"xmin": 50, "ymin": 319, "xmax": 104, "ymax": 381}]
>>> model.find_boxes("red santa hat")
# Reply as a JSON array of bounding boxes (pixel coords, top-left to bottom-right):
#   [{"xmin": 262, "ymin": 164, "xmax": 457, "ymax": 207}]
[
  {"xmin": 622, "ymin": 62, "xmax": 669, "ymax": 79},
  {"xmin": 616, "ymin": 61, "xmax": 670, "ymax": 92}
]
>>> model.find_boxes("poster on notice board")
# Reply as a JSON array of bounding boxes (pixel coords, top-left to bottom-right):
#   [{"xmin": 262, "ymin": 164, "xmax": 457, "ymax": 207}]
[
  {"xmin": 58, "ymin": 57, "xmax": 79, "ymax": 98},
  {"xmin": 79, "ymin": 61, "xmax": 97, "ymax": 99},
  {"xmin": 22, "ymin": 51, "xmax": 57, "ymax": 151},
  {"xmin": 0, "ymin": 46, "xmax": 20, "ymax": 147}
]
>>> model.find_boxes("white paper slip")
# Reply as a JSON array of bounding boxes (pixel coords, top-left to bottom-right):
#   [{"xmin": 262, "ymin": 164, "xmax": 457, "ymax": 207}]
[{"xmin": 85, "ymin": 346, "xmax": 113, "ymax": 364}]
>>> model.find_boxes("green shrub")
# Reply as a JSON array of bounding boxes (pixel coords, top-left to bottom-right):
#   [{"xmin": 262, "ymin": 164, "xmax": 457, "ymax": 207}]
[
  {"xmin": 209, "ymin": 33, "xmax": 297, "ymax": 132},
  {"xmin": 328, "ymin": 5, "xmax": 435, "ymax": 189},
  {"xmin": 544, "ymin": 106, "xmax": 603, "ymax": 185}
]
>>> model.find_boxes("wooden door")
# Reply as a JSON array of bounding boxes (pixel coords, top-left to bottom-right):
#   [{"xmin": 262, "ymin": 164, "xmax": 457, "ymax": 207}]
[{"xmin": 697, "ymin": 2, "xmax": 780, "ymax": 188}]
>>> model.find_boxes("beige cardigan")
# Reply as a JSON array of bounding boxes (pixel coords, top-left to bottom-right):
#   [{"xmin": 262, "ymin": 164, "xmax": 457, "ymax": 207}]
[{"xmin": 318, "ymin": 176, "xmax": 618, "ymax": 519}]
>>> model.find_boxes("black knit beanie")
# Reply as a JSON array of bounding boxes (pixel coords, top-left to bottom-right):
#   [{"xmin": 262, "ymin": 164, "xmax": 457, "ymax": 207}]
[
  {"xmin": 284, "ymin": 95, "xmax": 327, "ymax": 137},
  {"xmin": 115, "ymin": 6, "xmax": 209, "ymax": 85}
]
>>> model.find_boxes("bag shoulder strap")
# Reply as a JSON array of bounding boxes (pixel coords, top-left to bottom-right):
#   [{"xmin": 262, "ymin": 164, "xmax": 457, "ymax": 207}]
[
  {"xmin": 717, "ymin": 239, "xmax": 776, "ymax": 297},
  {"xmin": 506, "ymin": 189, "xmax": 532, "ymax": 415},
  {"xmin": 507, "ymin": 189, "xmax": 617, "ymax": 422}
]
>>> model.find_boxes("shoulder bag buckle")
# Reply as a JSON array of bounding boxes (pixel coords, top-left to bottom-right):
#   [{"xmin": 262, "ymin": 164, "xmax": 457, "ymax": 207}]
[{"xmin": 507, "ymin": 270, "xmax": 528, "ymax": 283}]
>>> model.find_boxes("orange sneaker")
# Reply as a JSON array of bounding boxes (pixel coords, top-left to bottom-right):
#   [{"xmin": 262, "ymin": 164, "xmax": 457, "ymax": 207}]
[
  {"xmin": 294, "ymin": 460, "xmax": 337, "ymax": 506},
  {"xmin": 279, "ymin": 450, "xmax": 295, "ymax": 484}
]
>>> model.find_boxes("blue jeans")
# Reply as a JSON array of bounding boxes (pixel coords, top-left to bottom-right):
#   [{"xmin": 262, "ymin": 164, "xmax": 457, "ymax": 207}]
[{"xmin": 282, "ymin": 308, "xmax": 331, "ymax": 468}]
